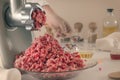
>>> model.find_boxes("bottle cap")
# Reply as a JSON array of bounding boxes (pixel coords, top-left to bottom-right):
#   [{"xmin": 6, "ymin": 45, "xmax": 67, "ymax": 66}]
[{"xmin": 107, "ymin": 8, "xmax": 114, "ymax": 12}]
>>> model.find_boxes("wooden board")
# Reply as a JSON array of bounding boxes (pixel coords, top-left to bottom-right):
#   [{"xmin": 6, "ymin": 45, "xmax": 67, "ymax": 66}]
[{"xmin": 108, "ymin": 71, "xmax": 120, "ymax": 80}]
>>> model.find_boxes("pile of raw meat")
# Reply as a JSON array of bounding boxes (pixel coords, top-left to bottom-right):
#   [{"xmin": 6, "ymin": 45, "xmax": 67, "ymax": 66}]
[
  {"xmin": 14, "ymin": 34, "xmax": 84, "ymax": 72},
  {"xmin": 31, "ymin": 8, "xmax": 46, "ymax": 30}
]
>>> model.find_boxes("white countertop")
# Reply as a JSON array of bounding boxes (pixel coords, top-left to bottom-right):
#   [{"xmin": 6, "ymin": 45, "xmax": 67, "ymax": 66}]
[
  {"xmin": 72, "ymin": 51, "xmax": 120, "ymax": 80},
  {"xmin": 0, "ymin": 51, "xmax": 120, "ymax": 80}
]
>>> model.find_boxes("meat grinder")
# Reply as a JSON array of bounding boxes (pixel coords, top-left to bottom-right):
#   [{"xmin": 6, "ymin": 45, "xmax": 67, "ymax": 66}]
[{"xmin": 0, "ymin": 0, "xmax": 43, "ymax": 68}]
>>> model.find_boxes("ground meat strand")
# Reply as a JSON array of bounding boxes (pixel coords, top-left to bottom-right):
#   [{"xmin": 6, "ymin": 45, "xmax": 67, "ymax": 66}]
[
  {"xmin": 31, "ymin": 8, "xmax": 46, "ymax": 30},
  {"xmin": 14, "ymin": 34, "xmax": 84, "ymax": 72}
]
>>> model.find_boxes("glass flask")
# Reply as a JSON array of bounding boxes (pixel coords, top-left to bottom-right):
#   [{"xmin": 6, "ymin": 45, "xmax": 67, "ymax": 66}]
[{"xmin": 103, "ymin": 8, "xmax": 119, "ymax": 37}]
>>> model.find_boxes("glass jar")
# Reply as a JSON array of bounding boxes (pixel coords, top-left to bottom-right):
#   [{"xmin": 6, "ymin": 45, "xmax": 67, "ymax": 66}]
[
  {"xmin": 110, "ymin": 38, "xmax": 120, "ymax": 60},
  {"xmin": 103, "ymin": 8, "xmax": 119, "ymax": 37},
  {"xmin": 88, "ymin": 22, "xmax": 97, "ymax": 43}
]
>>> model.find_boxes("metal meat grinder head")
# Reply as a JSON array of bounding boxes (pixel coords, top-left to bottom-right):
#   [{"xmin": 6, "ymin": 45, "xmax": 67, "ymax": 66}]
[{"xmin": 0, "ymin": 0, "xmax": 43, "ymax": 68}]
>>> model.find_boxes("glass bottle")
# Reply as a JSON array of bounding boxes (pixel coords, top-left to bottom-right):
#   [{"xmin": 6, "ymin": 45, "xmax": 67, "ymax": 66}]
[
  {"xmin": 87, "ymin": 22, "xmax": 97, "ymax": 50},
  {"xmin": 88, "ymin": 22, "xmax": 97, "ymax": 43},
  {"xmin": 103, "ymin": 8, "xmax": 119, "ymax": 37},
  {"xmin": 72, "ymin": 22, "xmax": 83, "ymax": 43}
]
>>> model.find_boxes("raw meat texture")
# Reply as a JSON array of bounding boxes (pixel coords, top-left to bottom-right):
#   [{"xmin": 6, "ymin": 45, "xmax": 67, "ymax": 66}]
[
  {"xmin": 31, "ymin": 8, "xmax": 46, "ymax": 30},
  {"xmin": 14, "ymin": 34, "xmax": 84, "ymax": 72}
]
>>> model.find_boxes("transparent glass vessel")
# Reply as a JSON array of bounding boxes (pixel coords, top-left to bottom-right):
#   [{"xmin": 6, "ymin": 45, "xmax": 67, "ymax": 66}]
[
  {"xmin": 103, "ymin": 8, "xmax": 119, "ymax": 37},
  {"xmin": 21, "ymin": 60, "xmax": 97, "ymax": 80}
]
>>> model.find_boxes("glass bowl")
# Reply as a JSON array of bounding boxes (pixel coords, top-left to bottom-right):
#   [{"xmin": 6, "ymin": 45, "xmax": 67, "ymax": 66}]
[
  {"xmin": 62, "ymin": 43, "xmax": 95, "ymax": 59},
  {"xmin": 78, "ymin": 49, "xmax": 94, "ymax": 59},
  {"xmin": 21, "ymin": 60, "xmax": 97, "ymax": 80}
]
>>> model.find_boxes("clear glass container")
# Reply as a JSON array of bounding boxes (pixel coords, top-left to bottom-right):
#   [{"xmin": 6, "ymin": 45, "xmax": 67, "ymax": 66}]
[
  {"xmin": 110, "ymin": 38, "xmax": 120, "ymax": 60},
  {"xmin": 71, "ymin": 22, "xmax": 84, "ymax": 43},
  {"xmin": 103, "ymin": 8, "xmax": 119, "ymax": 37},
  {"xmin": 21, "ymin": 60, "xmax": 97, "ymax": 80},
  {"xmin": 88, "ymin": 22, "xmax": 97, "ymax": 43},
  {"xmin": 78, "ymin": 39, "xmax": 94, "ymax": 59}
]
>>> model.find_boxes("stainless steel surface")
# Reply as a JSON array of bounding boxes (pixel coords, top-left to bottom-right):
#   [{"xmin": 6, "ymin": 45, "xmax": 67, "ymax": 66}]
[
  {"xmin": 5, "ymin": 0, "xmax": 42, "ymax": 30},
  {"xmin": 0, "ymin": 0, "xmax": 41, "ymax": 68},
  {"xmin": 10, "ymin": 0, "xmax": 25, "ymax": 16}
]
